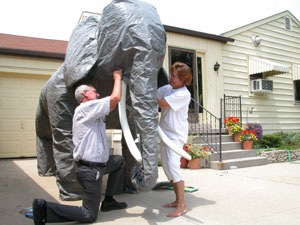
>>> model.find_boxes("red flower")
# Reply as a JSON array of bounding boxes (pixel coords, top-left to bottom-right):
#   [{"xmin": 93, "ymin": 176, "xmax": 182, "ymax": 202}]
[{"xmin": 203, "ymin": 146, "xmax": 207, "ymax": 150}]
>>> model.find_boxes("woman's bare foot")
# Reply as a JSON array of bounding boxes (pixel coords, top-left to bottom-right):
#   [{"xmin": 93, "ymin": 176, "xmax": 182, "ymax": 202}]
[
  {"xmin": 163, "ymin": 201, "xmax": 177, "ymax": 208},
  {"xmin": 167, "ymin": 204, "xmax": 187, "ymax": 217}
]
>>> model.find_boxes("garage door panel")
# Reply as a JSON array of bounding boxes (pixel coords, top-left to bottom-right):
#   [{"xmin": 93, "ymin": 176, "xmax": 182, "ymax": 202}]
[
  {"xmin": 22, "ymin": 141, "xmax": 36, "ymax": 156},
  {"xmin": 21, "ymin": 120, "xmax": 35, "ymax": 131},
  {"xmin": 23, "ymin": 77, "xmax": 48, "ymax": 89},
  {"xmin": 0, "ymin": 141, "xmax": 21, "ymax": 157},
  {"xmin": 0, "ymin": 76, "xmax": 22, "ymax": 89},
  {"xmin": 0, "ymin": 98, "xmax": 21, "ymax": 110},
  {"xmin": 23, "ymin": 97, "xmax": 39, "ymax": 110},
  {"xmin": 0, "ymin": 119, "xmax": 21, "ymax": 131}
]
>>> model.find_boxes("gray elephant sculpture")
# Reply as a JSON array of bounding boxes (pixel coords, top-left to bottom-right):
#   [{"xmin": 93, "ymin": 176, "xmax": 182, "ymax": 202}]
[{"xmin": 35, "ymin": 0, "xmax": 168, "ymax": 200}]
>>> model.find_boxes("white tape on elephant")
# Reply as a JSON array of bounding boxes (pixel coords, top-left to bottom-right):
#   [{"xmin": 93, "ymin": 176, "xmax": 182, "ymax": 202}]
[
  {"xmin": 118, "ymin": 81, "xmax": 142, "ymax": 162},
  {"xmin": 158, "ymin": 127, "xmax": 191, "ymax": 160}
]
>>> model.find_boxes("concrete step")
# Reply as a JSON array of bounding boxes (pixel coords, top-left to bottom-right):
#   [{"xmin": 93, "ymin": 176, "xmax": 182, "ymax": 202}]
[
  {"xmin": 187, "ymin": 142, "xmax": 242, "ymax": 151},
  {"xmin": 210, "ymin": 156, "xmax": 268, "ymax": 170},
  {"xmin": 189, "ymin": 128, "xmax": 228, "ymax": 135},
  {"xmin": 210, "ymin": 149, "xmax": 258, "ymax": 161},
  {"xmin": 192, "ymin": 135, "xmax": 233, "ymax": 143},
  {"xmin": 220, "ymin": 142, "xmax": 242, "ymax": 151}
]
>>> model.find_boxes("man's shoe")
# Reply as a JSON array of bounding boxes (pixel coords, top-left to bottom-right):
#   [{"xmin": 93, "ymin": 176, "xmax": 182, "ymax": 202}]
[
  {"xmin": 100, "ymin": 199, "xmax": 127, "ymax": 212},
  {"xmin": 33, "ymin": 199, "xmax": 47, "ymax": 225}
]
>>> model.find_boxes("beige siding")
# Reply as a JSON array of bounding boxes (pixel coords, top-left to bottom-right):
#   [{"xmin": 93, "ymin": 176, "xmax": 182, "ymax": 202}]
[
  {"xmin": 0, "ymin": 55, "xmax": 62, "ymax": 158},
  {"xmin": 223, "ymin": 12, "xmax": 300, "ymax": 133},
  {"xmin": 165, "ymin": 32, "xmax": 224, "ymax": 116}
]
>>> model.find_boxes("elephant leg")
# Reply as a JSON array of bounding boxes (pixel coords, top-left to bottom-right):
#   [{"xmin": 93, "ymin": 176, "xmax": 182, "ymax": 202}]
[
  {"xmin": 52, "ymin": 127, "xmax": 82, "ymax": 201},
  {"xmin": 49, "ymin": 96, "xmax": 82, "ymax": 201},
  {"xmin": 36, "ymin": 100, "xmax": 56, "ymax": 176}
]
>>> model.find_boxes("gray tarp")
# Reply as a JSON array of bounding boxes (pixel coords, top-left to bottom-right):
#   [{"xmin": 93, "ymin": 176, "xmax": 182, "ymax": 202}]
[{"xmin": 36, "ymin": 0, "xmax": 166, "ymax": 198}]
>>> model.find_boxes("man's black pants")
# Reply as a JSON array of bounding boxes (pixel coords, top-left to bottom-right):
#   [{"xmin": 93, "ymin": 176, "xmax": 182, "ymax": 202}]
[{"xmin": 45, "ymin": 155, "xmax": 125, "ymax": 223}]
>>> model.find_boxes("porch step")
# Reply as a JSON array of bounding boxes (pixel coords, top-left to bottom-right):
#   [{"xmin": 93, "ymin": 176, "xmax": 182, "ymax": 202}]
[
  {"xmin": 192, "ymin": 135, "xmax": 233, "ymax": 143},
  {"xmin": 210, "ymin": 149, "xmax": 258, "ymax": 161},
  {"xmin": 191, "ymin": 142, "xmax": 242, "ymax": 151},
  {"xmin": 189, "ymin": 128, "xmax": 228, "ymax": 135},
  {"xmin": 210, "ymin": 156, "xmax": 268, "ymax": 170}
]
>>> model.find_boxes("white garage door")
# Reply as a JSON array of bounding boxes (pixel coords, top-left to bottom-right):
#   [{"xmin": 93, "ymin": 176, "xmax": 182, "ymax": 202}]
[{"xmin": 0, "ymin": 73, "xmax": 49, "ymax": 158}]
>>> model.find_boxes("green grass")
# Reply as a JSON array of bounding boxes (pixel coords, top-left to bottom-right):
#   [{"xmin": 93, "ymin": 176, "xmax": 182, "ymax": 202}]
[{"xmin": 257, "ymin": 145, "xmax": 300, "ymax": 151}]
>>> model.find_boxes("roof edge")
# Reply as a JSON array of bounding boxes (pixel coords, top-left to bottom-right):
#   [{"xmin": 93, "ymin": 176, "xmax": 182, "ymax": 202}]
[
  {"xmin": 0, "ymin": 47, "xmax": 65, "ymax": 60},
  {"xmin": 222, "ymin": 10, "xmax": 300, "ymax": 37},
  {"xmin": 163, "ymin": 25, "xmax": 234, "ymax": 43}
]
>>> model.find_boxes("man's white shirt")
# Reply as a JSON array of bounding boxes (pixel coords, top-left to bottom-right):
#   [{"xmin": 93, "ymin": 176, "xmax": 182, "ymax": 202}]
[{"xmin": 73, "ymin": 96, "xmax": 110, "ymax": 163}]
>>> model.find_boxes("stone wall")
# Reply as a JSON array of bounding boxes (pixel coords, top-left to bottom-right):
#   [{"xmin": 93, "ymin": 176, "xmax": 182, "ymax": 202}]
[{"xmin": 260, "ymin": 149, "xmax": 300, "ymax": 163}]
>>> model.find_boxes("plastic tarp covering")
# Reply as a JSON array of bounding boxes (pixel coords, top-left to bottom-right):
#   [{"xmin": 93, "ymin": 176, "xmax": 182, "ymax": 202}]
[
  {"xmin": 36, "ymin": 0, "xmax": 166, "ymax": 197},
  {"xmin": 63, "ymin": 16, "xmax": 99, "ymax": 87}
]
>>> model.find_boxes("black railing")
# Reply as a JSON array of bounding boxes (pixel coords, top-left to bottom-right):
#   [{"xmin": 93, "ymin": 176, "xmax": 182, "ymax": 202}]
[
  {"xmin": 189, "ymin": 98, "xmax": 222, "ymax": 162},
  {"xmin": 221, "ymin": 94, "xmax": 242, "ymax": 128}
]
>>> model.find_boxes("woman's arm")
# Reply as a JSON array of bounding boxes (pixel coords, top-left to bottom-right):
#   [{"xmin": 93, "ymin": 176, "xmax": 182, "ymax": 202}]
[{"xmin": 157, "ymin": 97, "xmax": 170, "ymax": 109}]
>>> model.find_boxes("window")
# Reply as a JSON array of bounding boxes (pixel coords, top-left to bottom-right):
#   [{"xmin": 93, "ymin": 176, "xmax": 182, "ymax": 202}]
[
  {"xmin": 285, "ymin": 17, "xmax": 291, "ymax": 30},
  {"xmin": 294, "ymin": 80, "xmax": 300, "ymax": 103},
  {"xmin": 293, "ymin": 64, "xmax": 300, "ymax": 103}
]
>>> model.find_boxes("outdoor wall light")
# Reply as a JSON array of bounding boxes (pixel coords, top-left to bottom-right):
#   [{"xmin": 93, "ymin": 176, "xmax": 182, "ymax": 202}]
[
  {"xmin": 214, "ymin": 61, "xmax": 220, "ymax": 72},
  {"xmin": 252, "ymin": 35, "xmax": 262, "ymax": 46}
]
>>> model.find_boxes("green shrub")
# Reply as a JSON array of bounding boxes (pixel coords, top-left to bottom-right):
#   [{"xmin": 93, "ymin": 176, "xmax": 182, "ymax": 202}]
[
  {"xmin": 279, "ymin": 131, "xmax": 300, "ymax": 146},
  {"xmin": 258, "ymin": 133, "xmax": 283, "ymax": 148}
]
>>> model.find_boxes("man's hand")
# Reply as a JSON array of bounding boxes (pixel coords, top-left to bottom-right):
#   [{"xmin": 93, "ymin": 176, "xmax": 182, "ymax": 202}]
[
  {"xmin": 110, "ymin": 69, "xmax": 123, "ymax": 112},
  {"xmin": 113, "ymin": 69, "xmax": 122, "ymax": 80}
]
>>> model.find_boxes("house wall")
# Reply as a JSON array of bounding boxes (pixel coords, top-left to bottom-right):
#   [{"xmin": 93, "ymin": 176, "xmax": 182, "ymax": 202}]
[
  {"xmin": 164, "ymin": 32, "xmax": 224, "ymax": 116},
  {"xmin": 222, "ymin": 14, "xmax": 300, "ymax": 133}
]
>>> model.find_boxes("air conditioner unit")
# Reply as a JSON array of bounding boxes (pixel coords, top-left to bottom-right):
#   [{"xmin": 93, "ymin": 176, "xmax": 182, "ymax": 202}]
[{"xmin": 251, "ymin": 79, "xmax": 273, "ymax": 93}]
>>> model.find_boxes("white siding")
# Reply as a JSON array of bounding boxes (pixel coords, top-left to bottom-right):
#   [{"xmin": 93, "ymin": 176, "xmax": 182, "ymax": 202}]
[{"xmin": 223, "ymin": 12, "xmax": 300, "ymax": 133}]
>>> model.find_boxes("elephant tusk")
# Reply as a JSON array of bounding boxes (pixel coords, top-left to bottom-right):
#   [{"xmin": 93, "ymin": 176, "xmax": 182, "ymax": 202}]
[
  {"xmin": 158, "ymin": 126, "xmax": 192, "ymax": 160},
  {"xmin": 118, "ymin": 80, "xmax": 142, "ymax": 162}
]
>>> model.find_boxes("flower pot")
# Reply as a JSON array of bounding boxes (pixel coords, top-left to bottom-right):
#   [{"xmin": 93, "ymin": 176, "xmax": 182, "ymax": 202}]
[
  {"xmin": 189, "ymin": 158, "xmax": 200, "ymax": 169},
  {"xmin": 234, "ymin": 132, "xmax": 242, "ymax": 142},
  {"xmin": 243, "ymin": 140, "xmax": 253, "ymax": 150},
  {"xmin": 180, "ymin": 157, "xmax": 188, "ymax": 168},
  {"xmin": 227, "ymin": 126, "xmax": 232, "ymax": 135}
]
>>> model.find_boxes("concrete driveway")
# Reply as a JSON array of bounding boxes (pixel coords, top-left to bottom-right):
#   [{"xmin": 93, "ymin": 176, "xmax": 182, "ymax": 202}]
[{"xmin": 1, "ymin": 159, "xmax": 300, "ymax": 225}]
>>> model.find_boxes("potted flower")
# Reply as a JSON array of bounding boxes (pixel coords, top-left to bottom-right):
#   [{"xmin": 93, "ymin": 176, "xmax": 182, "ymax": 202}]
[
  {"xmin": 224, "ymin": 117, "xmax": 241, "ymax": 135},
  {"xmin": 230, "ymin": 125, "xmax": 244, "ymax": 142},
  {"xmin": 239, "ymin": 130, "xmax": 258, "ymax": 149},
  {"xmin": 183, "ymin": 144, "xmax": 211, "ymax": 169},
  {"xmin": 181, "ymin": 145, "xmax": 190, "ymax": 168}
]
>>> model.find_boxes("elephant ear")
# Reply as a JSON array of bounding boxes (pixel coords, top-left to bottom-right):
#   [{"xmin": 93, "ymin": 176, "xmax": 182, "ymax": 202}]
[{"xmin": 63, "ymin": 16, "xmax": 99, "ymax": 87}]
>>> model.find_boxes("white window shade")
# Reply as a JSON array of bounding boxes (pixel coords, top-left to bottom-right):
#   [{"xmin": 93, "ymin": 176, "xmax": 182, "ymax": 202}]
[
  {"xmin": 293, "ymin": 64, "xmax": 300, "ymax": 80},
  {"xmin": 249, "ymin": 57, "xmax": 289, "ymax": 76}
]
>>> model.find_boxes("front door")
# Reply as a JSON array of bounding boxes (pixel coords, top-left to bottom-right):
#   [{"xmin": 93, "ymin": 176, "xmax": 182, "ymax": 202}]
[{"xmin": 168, "ymin": 47, "xmax": 203, "ymax": 123}]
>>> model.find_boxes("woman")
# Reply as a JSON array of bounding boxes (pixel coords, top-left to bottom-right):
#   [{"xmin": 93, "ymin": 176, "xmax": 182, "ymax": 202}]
[{"xmin": 157, "ymin": 62, "xmax": 192, "ymax": 217}]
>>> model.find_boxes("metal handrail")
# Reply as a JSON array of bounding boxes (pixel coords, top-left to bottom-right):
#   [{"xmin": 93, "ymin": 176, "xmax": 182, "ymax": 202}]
[
  {"xmin": 221, "ymin": 94, "xmax": 242, "ymax": 128},
  {"xmin": 189, "ymin": 98, "xmax": 222, "ymax": 162}
]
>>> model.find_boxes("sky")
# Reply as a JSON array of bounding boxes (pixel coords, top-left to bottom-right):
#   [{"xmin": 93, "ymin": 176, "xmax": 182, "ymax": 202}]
[{"xmin": 1, "ymin": 0, "xmax": 300, "ymax": 41}]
